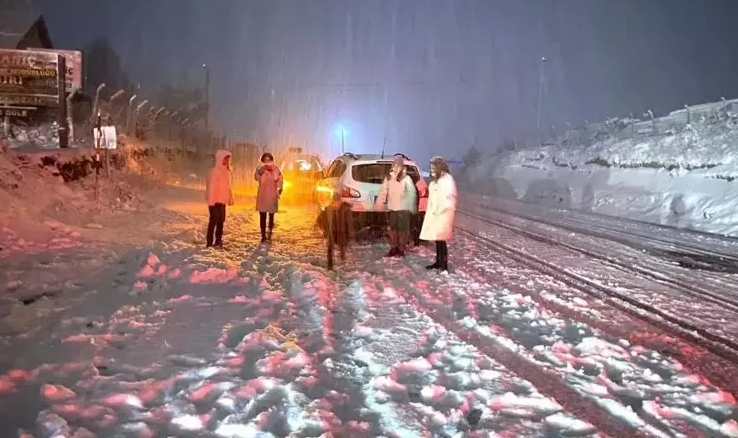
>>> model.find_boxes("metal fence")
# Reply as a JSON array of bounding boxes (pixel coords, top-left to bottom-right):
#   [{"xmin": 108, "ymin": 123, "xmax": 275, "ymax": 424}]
[
  {"xmin": 70, "ymin": 85, "xmax": 226, "ymax": 157},
  {"xmin": 544, "ymin": 97, "xmax": 738, "ymax": 148}
]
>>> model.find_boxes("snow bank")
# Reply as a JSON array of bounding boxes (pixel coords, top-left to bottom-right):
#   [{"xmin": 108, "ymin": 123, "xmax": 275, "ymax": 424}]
[
  {"xmin": 0, "ymin": 132, "xmax": 206, "ymax": 257},
  {"xmin": 468, "ymin": 104, "xmax": 738, "ymax": 236}
]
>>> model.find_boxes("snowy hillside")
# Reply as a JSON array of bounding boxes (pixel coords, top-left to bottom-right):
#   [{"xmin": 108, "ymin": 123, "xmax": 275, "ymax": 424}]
[{"xmin": 469, "ymin": 100, "xmax": 738, "ymax": 237}]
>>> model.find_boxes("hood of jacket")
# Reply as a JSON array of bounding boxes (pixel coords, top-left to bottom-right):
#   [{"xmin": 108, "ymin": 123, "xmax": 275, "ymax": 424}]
[{"xmin": 215, "ymin": 149, "xmax": 232, "ymax": 170}]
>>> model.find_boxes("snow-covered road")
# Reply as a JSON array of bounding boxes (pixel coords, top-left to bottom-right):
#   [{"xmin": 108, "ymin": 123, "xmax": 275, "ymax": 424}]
[{"xmin": 1, "ymin": 199, "xmax": 737, "ymax": 438}]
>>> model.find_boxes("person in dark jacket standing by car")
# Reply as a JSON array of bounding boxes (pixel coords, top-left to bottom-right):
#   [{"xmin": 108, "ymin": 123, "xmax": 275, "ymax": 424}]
[
  {"xmin": 254, "ymin": 152, "xmax": 283, "ymax": 242},
  {"xmin": 420, "ymin": 156, "xmax": 457, "ymax": 271}
]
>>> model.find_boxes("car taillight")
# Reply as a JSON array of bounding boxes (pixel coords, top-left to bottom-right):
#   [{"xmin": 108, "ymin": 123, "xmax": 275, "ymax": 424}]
[{"xmin": 341, "ymin": 187, "xmax": 361, "ymax": 198}]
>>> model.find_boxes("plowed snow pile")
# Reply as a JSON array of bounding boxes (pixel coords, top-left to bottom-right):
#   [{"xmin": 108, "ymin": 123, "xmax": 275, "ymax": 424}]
[{"xmin": 469, "ymin": 113, "xmax": 738, "ymax": 236}]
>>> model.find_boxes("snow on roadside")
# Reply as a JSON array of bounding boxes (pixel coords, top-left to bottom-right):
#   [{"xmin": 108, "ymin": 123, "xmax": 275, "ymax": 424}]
[{"xmin": 469, "ymin": 116, "xmax": 738, "ymax": 236}]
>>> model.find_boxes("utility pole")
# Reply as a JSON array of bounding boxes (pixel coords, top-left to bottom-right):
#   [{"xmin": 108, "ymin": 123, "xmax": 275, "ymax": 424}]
[{"xmin": 536, "ymin": 56, "xmax": 546, "ymax": 146}]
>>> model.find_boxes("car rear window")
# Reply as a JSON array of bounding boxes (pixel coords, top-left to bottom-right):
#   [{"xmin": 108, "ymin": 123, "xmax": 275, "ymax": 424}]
[
  {"xmin": 405, "ymin": 166, "xmax": 421, "ymax": 183},
  {"xmin": 283, "ymin": 158, "xmax": 322, "ymax": 172},
  {"xmin": 352, "ymin": 163, "xmax": 422, "ymax": 184}
]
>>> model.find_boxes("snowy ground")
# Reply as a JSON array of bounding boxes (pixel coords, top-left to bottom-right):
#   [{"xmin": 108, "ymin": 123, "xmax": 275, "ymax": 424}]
[
  {"xmin": 1, "ymin": 190, "xmax": 737, "ymax": 437},
  {"xmin": 468, "ymin": 116, "xmax": 738, "ymax": 237}
]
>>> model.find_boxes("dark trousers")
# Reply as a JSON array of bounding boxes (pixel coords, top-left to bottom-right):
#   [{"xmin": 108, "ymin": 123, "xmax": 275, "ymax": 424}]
[
  {"xmin": 259, "ymin": 212, "xmax": 275, "ymax": 233},
  {"xmin": 207, "ymin": 203, "xmax": 226, "ymax": 246},
  {"xmin": 388, "ymin": 210, "xmax": 412, "ymax": 253}
]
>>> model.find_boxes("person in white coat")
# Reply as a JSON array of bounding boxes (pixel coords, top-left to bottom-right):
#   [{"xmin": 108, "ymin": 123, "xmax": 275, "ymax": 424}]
[
  {"xmin": 375, "ymin": 155, "xmax": 418, "ymax": 257},
  {"xmin": 420, "ymin": 156, "xmax": 457, "ymax": 271}
]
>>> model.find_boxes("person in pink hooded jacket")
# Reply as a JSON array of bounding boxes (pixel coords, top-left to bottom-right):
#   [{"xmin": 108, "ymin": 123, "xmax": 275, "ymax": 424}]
[{"xmin": 205, "ymin": 149, "xmax": 235, "ymax": 248}]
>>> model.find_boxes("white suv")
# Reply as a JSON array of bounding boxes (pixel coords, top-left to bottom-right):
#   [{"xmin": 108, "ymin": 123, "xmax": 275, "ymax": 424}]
[{"xmin": 316, "ymin": 153, "xmax": 428, "ymax": 241}]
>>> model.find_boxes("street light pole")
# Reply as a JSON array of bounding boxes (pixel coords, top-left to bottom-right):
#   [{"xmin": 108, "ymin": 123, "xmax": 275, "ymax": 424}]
[
  {"xmin": 203, "ymin": 64, "xmax": 210, "ymax": 135},
  {"xmin": 536, "ymin": 56, "xmax": 546, "ymax": 146}
]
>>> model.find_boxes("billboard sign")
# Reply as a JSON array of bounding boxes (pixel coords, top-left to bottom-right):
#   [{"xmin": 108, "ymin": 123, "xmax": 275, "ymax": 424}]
[
  {"xmin": 33, "ymin": 48, "xmax": 82, "ymax": 91},
  {"xmin": 0, "ymin": 49, "xmax": 60, "ymax": 106}
]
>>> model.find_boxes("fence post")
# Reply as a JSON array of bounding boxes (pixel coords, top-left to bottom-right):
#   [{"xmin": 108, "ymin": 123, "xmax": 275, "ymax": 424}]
[
  {"xmin": 90, "ymin": 83, "xmax": 106, "ymax": 126},
  {"xmin": 66, "ymin": 88, "xmax": 79, "ymax": 144},
  {"xmin": 109, "ymin": 90, "xmax": 125, "ymax": 126},
  {"xmin": 94, "ymin": 112, "xmax": 102, "ymax": 201},
  {"xmin": 645, "ymin": 109, "xmax": 655, "ymax": 133},
  {"xmin": 684, "ymin": 105, "xmax": 691, "ymax": 125},
  {"xmin": 127, "ymin": 95, "xmax": 137, "ymax": 135}
]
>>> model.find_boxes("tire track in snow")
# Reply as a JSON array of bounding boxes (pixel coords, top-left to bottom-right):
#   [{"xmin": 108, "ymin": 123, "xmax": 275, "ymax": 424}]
[
  {"xmin": 276, "ymin": 268, "xmax": 389, "ymax": 437},
  {"xmin": 457, "ymin": 206, "xmax": 738, "ymax": 312},
  {"xmin": 455, "ymin": 214, "xmax": 738, "ymax": 367},
  {"xmin": 363, "ymin": 281, "xmax": 602, "ymax": 437},
  {"xmin": 367, "ymin": 252, "xmax": 708, "ymax": 438},
  {"xmin": 370, "ymin": 243, "xmax": 738, "ymax": 437},
  {"xmin": 448, "ymin": 232, "xmax": 738, "ymax": 398}
]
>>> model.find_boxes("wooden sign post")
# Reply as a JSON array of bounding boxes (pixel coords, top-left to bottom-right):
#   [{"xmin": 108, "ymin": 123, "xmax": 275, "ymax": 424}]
[{"xmin": 57, "ymin": 55, "xmax": 68, "ymax": 148}]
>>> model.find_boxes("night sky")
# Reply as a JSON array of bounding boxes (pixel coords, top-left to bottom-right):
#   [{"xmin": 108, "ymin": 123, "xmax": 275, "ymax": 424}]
[{"xmin": 28, "ymin": 0, "xmax": 738, "ymax": 161}]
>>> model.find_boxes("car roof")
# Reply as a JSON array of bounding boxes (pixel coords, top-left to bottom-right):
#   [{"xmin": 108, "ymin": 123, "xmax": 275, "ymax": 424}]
[{"xmin": 336, "ymin": 153, "xmax": 419, "ymax": 167}]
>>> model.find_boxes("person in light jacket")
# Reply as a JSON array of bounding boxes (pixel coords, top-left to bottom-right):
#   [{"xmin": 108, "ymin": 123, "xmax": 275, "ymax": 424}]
[
  {"xmin": 205, "ymin": 149, "xmax": 235, "ymax": 249},
  {"xmin": 376, "ymin": 155, "xmax": 418, "ymax": 257},
  {"xmin": 420, "ymin": 156, "xmax": 457, "ymax": 271},
  {"xmin": 254, "ymin": 152, "xmax": 283, "ymax": 242}
]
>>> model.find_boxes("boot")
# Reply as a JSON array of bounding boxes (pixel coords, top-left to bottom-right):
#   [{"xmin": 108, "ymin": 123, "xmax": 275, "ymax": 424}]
[
  {"xmin": 438, "ymin": 242, "xmax": 448, "ymax": 271},
  {"xmin": 438, "ymin": 257, "xmax": 448, "ymax": 271},
  {"xmin": 397, "ymin": 232, "xmax": 408, "ymax": 257},
  {"xmin": 385, "ymin": 247, "xmax": 399, "ymax": 257},
  {"xmin": 260, "ymin": 228, "xmax": 267, "ymax": 243},
  {"xmin": 267, "ymin": 227, "xmax": 273, "ymax": 241},
  {"xmin": 425, "ymin": 251, "xmax": 441, "ymax": 270}
]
